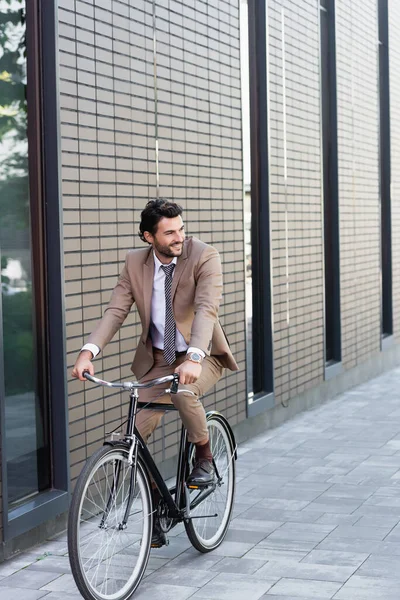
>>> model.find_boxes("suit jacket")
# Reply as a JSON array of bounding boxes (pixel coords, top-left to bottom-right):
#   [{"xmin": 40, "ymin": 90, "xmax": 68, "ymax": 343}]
[{"xmin": 87, "ymin": 236, "xmax": 239, "ymax": 380}]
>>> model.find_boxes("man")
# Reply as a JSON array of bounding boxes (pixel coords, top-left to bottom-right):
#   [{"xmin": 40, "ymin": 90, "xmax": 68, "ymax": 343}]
[{"xmin": 72, "ymin": 199, "xmax": 238, "ymax": 546}]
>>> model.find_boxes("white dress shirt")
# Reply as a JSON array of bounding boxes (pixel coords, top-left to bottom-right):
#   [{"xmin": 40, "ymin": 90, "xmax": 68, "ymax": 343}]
[{"xmin": 82, "ymin": 251, "xmax": 204, "ymax": 360}]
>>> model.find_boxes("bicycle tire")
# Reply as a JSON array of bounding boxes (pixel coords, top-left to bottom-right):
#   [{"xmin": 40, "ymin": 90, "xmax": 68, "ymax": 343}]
[
  {"xmin": 68, "ymin": 444, "xmax": 152, "ymax": 600},
  {"xmin": 185, "ymin": 413, "xmax": 236, "ymax": 552}
]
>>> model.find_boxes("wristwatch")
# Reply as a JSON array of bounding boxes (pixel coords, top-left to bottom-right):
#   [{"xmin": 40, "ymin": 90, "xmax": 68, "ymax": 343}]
[{"xmin": 186, "ymin": 352, "xmax": 203, "ymax": 364}]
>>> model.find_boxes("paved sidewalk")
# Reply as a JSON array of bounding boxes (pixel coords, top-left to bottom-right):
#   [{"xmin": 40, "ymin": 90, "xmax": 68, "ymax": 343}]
[{"xmin": 2, "ymin": 367, "xmax": 400, "ymax": 599}]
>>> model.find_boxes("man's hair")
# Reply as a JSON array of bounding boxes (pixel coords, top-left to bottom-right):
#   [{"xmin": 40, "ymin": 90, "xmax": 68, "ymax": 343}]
[{"xmin": 139, "ymin": 199, "xmax": 183, "ymax": 243}]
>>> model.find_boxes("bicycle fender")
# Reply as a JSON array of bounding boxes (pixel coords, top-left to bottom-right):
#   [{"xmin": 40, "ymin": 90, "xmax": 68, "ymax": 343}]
[
  {"xmin": 205, "ymin": 410, "xmax": 237, "ymax": 460},
  {"xmin": 102, "ymin": 440, "xmax": 130, "ymax": 450}
]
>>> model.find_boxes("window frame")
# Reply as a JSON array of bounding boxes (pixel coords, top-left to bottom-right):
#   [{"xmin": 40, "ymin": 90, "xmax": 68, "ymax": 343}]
[
  {"xmin": 246, "ymin": 0, "xmax": 274, "ymax": 416},
  {"xmin": 0, "ymin": 0, "xmax": 69, "ymax": 541},
  {"xmin": 319, "ymin": 0, "xmax": 342, "ymax": 375},
  {"xmin": 378, "ymin": 0, "xmax": 393, "ymax": 343}
]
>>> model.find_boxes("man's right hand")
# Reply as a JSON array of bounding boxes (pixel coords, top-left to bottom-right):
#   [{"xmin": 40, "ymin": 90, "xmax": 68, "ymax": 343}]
[{"xmin": 72, "ymin": 350, "xmax": 95, "ymax": 381}]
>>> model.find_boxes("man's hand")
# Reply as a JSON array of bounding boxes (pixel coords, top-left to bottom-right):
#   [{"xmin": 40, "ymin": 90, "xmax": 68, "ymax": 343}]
[
  {"xmin": 72, "ymin": 350, "xmax": 95, "ymax": 381},
  {"xmin": 174, "ymin": 360, "xmax": 202, "ymax": 385}
]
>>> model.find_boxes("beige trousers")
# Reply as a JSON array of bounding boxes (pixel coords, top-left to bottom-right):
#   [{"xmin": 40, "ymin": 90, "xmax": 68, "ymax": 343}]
[{"xmin": 135, "ymin": 349, "xmax": 224, "ymax": 443}]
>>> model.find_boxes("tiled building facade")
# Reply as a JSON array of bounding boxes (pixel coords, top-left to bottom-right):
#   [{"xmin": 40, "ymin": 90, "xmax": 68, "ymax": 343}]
[{"xmin": 0, "ymin": 0, "xmax": 399, "ymax": 556}]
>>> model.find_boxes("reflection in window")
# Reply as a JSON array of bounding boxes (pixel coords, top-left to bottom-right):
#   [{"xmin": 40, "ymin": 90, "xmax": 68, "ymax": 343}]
[
  {"xmin": 0, "ymin": 1, "xmax": 50, "ymax": 506},
  {"xmin": 240, "ymin": 0, "xmax": 254, "ymax": 398}
]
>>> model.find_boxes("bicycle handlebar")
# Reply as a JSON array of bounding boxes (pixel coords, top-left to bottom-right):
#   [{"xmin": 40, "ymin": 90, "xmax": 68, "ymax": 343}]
[{"xmin": 83, "ymin": 371, "xmax": 180, "ymax": 394}]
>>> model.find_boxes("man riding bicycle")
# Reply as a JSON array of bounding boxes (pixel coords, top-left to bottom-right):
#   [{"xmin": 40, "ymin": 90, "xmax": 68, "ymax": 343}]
[{"xmin": 72, "ymin": 198, "xmax": 238, "ymax": 547}]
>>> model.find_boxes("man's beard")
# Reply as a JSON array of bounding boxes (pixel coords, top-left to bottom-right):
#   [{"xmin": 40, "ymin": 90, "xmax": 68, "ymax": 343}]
[{"xmin": 154, "ymin": 240, "xmax": 184, "ymax": 258}]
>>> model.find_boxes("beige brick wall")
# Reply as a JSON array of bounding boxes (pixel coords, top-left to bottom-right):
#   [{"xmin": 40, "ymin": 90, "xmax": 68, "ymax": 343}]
[
  {"xmin": 336, "ymin": 0, "xmax": 381, "ymax": 368},
  {"xmin": 59, "ymin": 0, "xmax": 245, "ymax": 485},
  {"xmin": 267, "ymin": 0, "xmax": 324, "ymax": 406},
  {"xmin": 58, "ymin": 0, "xmax": 388, "ymax": 492}
]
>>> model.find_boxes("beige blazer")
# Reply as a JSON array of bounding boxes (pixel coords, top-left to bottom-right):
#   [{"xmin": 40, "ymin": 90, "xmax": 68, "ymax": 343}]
[{"xmin": 87, "ymin": 236, "xmax": 239, "ymax": 380}]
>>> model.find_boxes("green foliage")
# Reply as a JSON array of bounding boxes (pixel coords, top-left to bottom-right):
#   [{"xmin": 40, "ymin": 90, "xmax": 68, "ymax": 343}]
[
  {"xmin": 1, "ymin": 3, "xmax": 36, "ymax": 396},
  {"xmin": 0, "ymin": 2, "xmax": 29, "ymax": 234}
]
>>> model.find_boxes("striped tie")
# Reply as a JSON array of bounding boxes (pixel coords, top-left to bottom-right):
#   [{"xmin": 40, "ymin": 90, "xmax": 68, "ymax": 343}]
[{"xmin": 161, "ymin": 264, "xmax": 176, "ymax": 364}]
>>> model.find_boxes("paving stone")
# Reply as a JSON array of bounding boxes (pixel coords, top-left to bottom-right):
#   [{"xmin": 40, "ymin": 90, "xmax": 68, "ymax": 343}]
[
  {"xmin": 147, "ymin": 565, "xmax": 217, "ymax": 587},
  {"xmin": 333, "ymin": 575, "xmax": 400, "ymax": 599},
  {"xmin": 315, "ymin": 538, "xmax": 386, "ymax": 554},
  {"xmin": 262, "ymin": 596, "xmax": 328, "ymax": 600},
  {"xmin": 324, "ymin": 525, "xmax": 391, "ymax": 541},
  {"xmin": 354, "ymin": 515, "xmax": 400, "ymax": 528},
  {"xmin": 189, "ymin": 572, "xmax": 277, "ymax": 599},
  {"xmin": 0, "ymin": 553, "xmax": 42, "ymax": 577},
  {"xmin": 266, "ymin": 577, "xmax": 342, "ymax": 598},
  {"xmin": 244, "ymin": 548, "xmax": 308, "ymax": 562},
  {"xmin": 166, "ymin": 547, "xmax": 224, "ymax": 570},
  {"xmin": 224, "ymin": 528, "xmax": 270, "ymax": 544},
  {"xmin": 0, "ymin": 589, "xmax": 48, "ymax": 600},
  {"xmin": 319, "ymin": 483, "xmax": 377, "ymax": 499},
  {"xmin": 356, "ymin": 554, "xmax": 400, "ymax": 578},
  {"xmin": 230, "ymin": 518, "xmax": 283, "ymax": 532},
  {"xmin": 314, "ymin": 513, "xmax": 361, "ymax": 526},
  {"xmin": 256, "ymin": 538, "xmax": 320, "ymax": 552},
  {"xmin": 39, "ymin": 574, "xmax": 79, "ymax": 594},
  {"xmin": 205, "ymin": 540, "xmax": 255, "ymax": 557},
  {"xmin": 39, "ymin": 594, "xmax": 82, "ymax": 599},
  {"xmin": 302, "ymin": 549, "xmax": 369, "ymax": 568},
  {"xmin": 210, "ymin": 557, "xmax": 267, "ymax": 574},
  {"xmin": 254, "ymin": 560, "xmax": 356, "ymax": 582},
  {"xmin": 0, "ymin": 570, "xmax": 61, "ymax": 590},
  {"xmin": 26, "ymin": 555, "xmax": 72, "ymax": 574},
  {"xmin": 130, "ymin": 581, "xmax": 198, "ymax": 599},
  {"xmin": 302, "ymin": 498, "xmax": 363, "ymax": 514}
]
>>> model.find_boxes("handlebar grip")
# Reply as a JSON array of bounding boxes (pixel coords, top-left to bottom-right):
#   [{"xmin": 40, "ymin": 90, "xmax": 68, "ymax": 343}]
[
  {"xmin": 170, "ymin": 373, "xmax": 179, "ymax": 394},
  {"xmin": 83, "ymin": 371, "xmax": 95, "ymax": 383}
]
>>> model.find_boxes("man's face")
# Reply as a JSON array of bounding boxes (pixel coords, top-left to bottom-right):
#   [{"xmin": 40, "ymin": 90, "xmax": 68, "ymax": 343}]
[{"xmin": 145, "ymin": 215, "xmax": 185, "ymax": 260}]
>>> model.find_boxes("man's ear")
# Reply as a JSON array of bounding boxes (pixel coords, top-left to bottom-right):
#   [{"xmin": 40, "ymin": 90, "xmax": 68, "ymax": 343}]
[{"xmin": 143, "ymin": 231, "xmax": 153, "ymax": 244}]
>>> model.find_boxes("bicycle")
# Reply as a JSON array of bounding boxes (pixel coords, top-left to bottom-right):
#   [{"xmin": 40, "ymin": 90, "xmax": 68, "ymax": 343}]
[{"xmin": 68, "ymin": 371, "xmax": 237, "ymax": 600}]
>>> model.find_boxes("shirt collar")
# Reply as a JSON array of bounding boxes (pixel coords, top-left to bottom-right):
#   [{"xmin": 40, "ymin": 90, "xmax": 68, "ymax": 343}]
[{"xmin": 153, "ymin": 252, "xmax": 177, "ymax": 274}]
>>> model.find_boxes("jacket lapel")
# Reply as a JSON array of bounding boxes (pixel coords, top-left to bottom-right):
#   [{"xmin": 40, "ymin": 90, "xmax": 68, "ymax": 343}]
[
  {"xmin": 171, "ymin": 240, "xmax": 189, "ymax": 300},
  {"xmin": 143, "ymin": 247, "xmax": 154, "ymax": 335}
]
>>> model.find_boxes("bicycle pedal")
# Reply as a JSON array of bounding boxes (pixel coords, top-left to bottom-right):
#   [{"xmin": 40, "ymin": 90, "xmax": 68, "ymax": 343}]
[{"xmin": 151, "ymin": 537, "xmax": 169, "ymax": 549}]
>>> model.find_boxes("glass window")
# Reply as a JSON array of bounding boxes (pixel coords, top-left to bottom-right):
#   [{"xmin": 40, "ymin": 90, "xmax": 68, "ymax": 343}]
[
  {"xmin": 0, "ymin": 0, "xmax": 50, "ymax": 507},
  {"xmin": 320, "ymin": 0, "xmax": 341, "ymax": 364},
  {"xmin": 240, "ymin": 0, "xmax": 254, "ymax": 397},
  {"xmin": 378, "ymin": 0, "xmax": 392, "ymax": 337}
]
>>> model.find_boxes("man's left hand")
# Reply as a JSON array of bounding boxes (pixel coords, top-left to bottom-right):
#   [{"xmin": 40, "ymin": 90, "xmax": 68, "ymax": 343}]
[{"xmin": 175, "ymin": 360, "xmax": 202, "ymax": 385}]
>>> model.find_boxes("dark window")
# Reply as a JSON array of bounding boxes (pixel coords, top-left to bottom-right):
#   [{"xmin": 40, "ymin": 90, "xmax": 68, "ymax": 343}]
[
  {"xmin": 0, "ymin": 0, "xmax": 51, "ymax": 507},
  {"xmin": 378, "ymin": 0, "xmax": 392, "ymax": 337},
  {"xmin": 320, "ymin": 0, "xmax": 341, "ymax": 364},
  {"xmin": 241, "ymin": 0, "xmax": 273, "ymax": 403}
]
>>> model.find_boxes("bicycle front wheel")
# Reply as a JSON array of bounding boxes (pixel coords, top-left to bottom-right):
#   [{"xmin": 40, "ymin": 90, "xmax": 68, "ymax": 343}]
[
  {"xmin": 68, "ymin": 444, "xmax": 152, "ymax": 600},
  {"xmin": 185, "ymin": 413, "xmax": 236, "ymax": 552}
]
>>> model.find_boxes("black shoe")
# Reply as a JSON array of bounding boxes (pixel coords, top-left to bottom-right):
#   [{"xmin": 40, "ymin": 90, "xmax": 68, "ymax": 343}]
[
  {"xmin": 151, "ymin": 520, "xmax": 168, "ymax": 549},
  {"xmin": 187, "ymin": 458, "xmax": 215, "ymax": 487}
]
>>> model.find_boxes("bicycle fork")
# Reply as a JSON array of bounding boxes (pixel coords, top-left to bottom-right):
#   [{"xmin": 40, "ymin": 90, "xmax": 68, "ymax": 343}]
[{"xmin": 100, "ymin": 390, "xmax": 140, "ymax": 530}]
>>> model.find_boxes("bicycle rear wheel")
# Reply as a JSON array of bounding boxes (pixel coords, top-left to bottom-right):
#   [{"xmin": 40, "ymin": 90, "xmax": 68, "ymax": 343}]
[
  {"xmin": 68, "ymin": 444, "xmax": 152, "ymax": 600},
  {"xmin": 185, "ymin": 413, "xmax": 236, "ymax": 552}
]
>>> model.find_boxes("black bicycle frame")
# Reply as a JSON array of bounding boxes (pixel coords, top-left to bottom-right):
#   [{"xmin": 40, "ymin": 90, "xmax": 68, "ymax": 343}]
[
  {"xmin": 104, "ymin": 391, "xmax": 216, "ymax": 527},
  {"xmin": 128, "ymin": 394, "xmax": 189, "ymax": 520}
]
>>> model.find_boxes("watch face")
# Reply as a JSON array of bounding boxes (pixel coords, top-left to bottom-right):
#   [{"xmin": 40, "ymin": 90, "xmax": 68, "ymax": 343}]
[{"xmin": 190, "ymin": 352, "xmax": 201, "ymax": 361}]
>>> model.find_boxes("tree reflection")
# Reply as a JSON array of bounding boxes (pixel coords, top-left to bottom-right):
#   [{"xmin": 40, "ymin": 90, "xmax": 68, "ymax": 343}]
[{"xmin": 0, "ymin": 0, "xmax": 33, "ymax": 396}]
